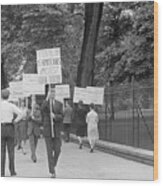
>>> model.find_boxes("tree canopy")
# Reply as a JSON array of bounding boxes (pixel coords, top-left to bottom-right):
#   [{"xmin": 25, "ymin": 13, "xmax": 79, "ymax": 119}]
[{"xmin": 1, "ymin": 2, "xmax": 154, "ymax": 88}]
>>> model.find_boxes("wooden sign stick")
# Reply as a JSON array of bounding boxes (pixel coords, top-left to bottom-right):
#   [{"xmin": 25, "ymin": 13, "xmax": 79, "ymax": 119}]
[{"xmin": 49, "ymin": 85, "xmax": 55, "ymax": 138}]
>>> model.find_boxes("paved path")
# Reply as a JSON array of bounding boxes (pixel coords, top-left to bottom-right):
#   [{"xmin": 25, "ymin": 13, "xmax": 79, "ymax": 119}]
[{"xmin": 4, "ymin": 138, "xmax": 153, "ymax": 180}]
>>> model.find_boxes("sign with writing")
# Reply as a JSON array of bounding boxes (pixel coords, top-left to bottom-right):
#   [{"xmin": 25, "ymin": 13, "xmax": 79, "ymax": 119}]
[
  {"xmin": 73, "ymin": 86, "xmax": 104, "ymax": 105},
  {"xmin": 86, "ymin": 86, "xmax": 104, "ymax": 105},
  {"xmin": 37, "ymin": 48, "xmax": 61, "ymax": 60},
  {"xmin": 36, "ymin": 48, "xmax": 62, "ymax": 84},
  {"xmin": 23, "ymin": 74, "xmax": 45, "ymax": 95},
  {"xmin": 9, "ymin": 81, "xmax": 24, "ymax": 99},
  {"xmin": 73, "ymin": 87, "xmax": 87, "ymax": 104},
  {"xmin": 55, "ymin": 84, "xmax": 70, "ymax": 102}
]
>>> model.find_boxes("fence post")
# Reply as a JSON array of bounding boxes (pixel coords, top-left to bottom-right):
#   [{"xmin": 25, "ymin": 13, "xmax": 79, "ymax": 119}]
[
  {"xmin": 132, "ymin": 76, "xmax": 135, "ymax": 147},
  {"xmin": 104, "ymin": 91, "xmax": 108, "ymax": 140}
]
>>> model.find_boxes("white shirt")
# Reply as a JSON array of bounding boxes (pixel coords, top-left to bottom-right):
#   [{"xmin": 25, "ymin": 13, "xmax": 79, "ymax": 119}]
[{"xmin": 1, "ymin": 100, "xmax": 22, "ymax": 123}]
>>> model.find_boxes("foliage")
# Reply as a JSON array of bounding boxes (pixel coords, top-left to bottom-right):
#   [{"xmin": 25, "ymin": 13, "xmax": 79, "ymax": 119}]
[
  {"xmin": 94, "ymin": 1, "xmax": 154, "ymax": 85},
  {"xmin": 1, "ymin": 2, "xmax": 154, "ymax": 87}
]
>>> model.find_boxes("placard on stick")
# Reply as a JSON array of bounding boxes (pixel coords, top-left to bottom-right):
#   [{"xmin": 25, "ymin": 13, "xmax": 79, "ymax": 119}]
[
  {"xmin": 55, "ymin": 84, "xmax": 70, "ymax": 102},
  {"xmin": 73, "ymin": 86, "xmax": 104, "ymax": 105},
  {"xmin": 23, "ymin": 74, "xmax": 46, "ymax": 95},
  {"xmin": 9, "ymin": 81, "xmax": 24, "ymax": 99},
  {"xmin": 36, "ymin": 48, "xmax": 62, "ymax": 84}
]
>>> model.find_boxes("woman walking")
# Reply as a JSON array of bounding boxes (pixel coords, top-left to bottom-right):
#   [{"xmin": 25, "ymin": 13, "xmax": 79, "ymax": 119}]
[
  {"xmin": 15, "ymin": 100, "xmax": 28, "ymax": 154},
  {"xmin": 27, "ymin": 103, "xmax": 42, "ymax": 163},
  {"xmin": 86, "ymin": 103, "xmax": 99, "ymax": 153},
  {"xmin": 75, "ymin": 100, "xmax": 88, "ymax": 149},
  {"xmin": 63, "ymin": 99, "xmax": 73, "ymax": 142}
]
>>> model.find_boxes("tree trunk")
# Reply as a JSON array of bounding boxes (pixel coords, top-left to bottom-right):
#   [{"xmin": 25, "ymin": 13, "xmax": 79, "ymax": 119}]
[
  {"xmin": 76, "ymin": 3, "xmax": 103, "ymax": 87},
  {"xmin": 1, "ymin": 55, "xmax": 8, "ymax": 89}
]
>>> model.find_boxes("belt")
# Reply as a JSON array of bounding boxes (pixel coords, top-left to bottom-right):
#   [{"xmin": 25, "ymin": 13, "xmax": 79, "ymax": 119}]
[{"xmin": 1, "ymin": 122, "xmax": 13, "ymax": 126}]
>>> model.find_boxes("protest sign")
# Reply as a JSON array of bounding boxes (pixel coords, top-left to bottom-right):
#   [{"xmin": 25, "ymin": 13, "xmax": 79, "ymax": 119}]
[
  {"xmin": 86, "ymin": 86, "xmax": 104, "ymax": 105},
  {"xmin": 73, "ymin": 87, "xmax": 87, "ymax": 104},
  {"xmin": 73, "ymin": 86, "xmax": 104, "ymax": 105},
  {"xmin": 23, "ymin": 74, "xmax": 46, "ymax": 95},
  {"xmin": 37, "ymin": 48, "xmax": 61, "ymax": 60},
  {"xmin": 9, "ymin": 81, "xmax": 24, "ymax": 99},
  {"xmin": 36, "ymin": 48, "xmax": 62, "ymax": 84},
  {"xmin": 55, "ymin": 84, "xmax": 70, "ymax": 102}
]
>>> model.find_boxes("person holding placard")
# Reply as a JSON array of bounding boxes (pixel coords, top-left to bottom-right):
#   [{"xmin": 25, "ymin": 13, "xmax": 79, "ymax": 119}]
[
  {"xmin": 75, "ymin": 100, "xmax": 88, "ymax": 149},
  {"xmin": 86, "ymin": 103, "xmax": 99, "ymax": 153},
  {"xmin": 41, "ymin": 86, "xmax": 63, "ymax": 178}
]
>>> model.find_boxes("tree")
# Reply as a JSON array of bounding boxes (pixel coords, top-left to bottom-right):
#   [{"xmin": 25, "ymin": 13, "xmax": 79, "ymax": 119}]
[
  {"xmin": 94, "ymin": 1, "xmax": 154, "ymax": 85},
  {"xmin": 1, "ymin": 55, "xmax": 8, "ymax": 89},
  {"xmin": 76, "ymin": 3, "xmax": 103, "ymax": 87}
]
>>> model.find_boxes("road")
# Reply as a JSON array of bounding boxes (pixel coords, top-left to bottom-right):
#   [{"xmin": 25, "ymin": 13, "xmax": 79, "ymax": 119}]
[{"xmin": 4, "ymin": 138, "xmax": 153, "ymax": 180}]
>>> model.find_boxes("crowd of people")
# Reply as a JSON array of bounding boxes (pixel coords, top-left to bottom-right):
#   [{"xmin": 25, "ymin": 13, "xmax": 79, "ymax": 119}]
[{"xmin": 1, "ymin": 86, "xmax": 100, "ymax": 178}]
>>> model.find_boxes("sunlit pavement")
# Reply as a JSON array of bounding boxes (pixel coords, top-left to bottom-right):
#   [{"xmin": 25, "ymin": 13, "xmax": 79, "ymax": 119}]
[{"xmin": 3, "ymin": 138, "xmax": 153, "ymax": 180}]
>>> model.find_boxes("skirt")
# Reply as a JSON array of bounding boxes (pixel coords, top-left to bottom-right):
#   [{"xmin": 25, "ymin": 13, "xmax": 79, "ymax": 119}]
[{"xmin": 76, "ymin": 125, "xmax": 87, "ymax": 137}]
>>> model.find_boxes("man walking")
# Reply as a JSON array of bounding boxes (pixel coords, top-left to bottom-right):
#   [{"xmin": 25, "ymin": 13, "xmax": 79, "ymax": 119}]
[
  {"xmin": 41, "ymin": 86, "xmax": 63, "ymax": 178},
  {"xmin": 1, "ymin": 89, "xmax": 22, "ymax": 177}
]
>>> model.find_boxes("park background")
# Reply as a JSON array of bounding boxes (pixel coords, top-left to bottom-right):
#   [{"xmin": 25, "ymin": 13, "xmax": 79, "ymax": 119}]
[
  {"xmin": 0, "ymin": 0, "xmax": 162, "ymax": 184},
  {"xmin": 1, "ymin": 0, "xmax": 154, "ymax": 151}
]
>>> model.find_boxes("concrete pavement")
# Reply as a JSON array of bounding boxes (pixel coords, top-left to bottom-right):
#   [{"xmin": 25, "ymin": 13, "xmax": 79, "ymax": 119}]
[{"xmin": 3, "ymin": 138, "xmax": 153, "ymax": 180}]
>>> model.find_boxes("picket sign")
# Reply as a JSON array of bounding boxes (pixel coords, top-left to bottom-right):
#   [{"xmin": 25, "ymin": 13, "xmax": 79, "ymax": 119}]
[
  {"xmin": 86, "ymin": 86, "xmax": 104, "ymax": 105},
  {"xmin": 73, "ymin": 86, "xmax": 104, "ymax": 105},
  {"xmin": 73, "ymin": 87, "xmax": 87, "ymax": 104},
  {"xmin": 36, "ymin": 48, "xmax": 63, "ymax": 137},
  {"xmin": 36, "ymin": 48, "xmax": 62, "ymax": 84},
  {"xmin": 9, "ymin": 81, "xmax": 24, "ymax": 100},
  {"xmin": 55, "ymin": 84, "xmax": 70, "ymax": 102},
  {"xmin": 23, "ymin": 74, "xmax": 46, "ymax": 95}
]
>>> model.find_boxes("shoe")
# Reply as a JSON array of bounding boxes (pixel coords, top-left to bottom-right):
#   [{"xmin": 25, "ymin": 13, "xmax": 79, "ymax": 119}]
[
  {"xmin": 11, "ymin": 172, "xmax": 17, "ymax": 176},
  {"xmin": 50, "ymin": 170, "xmax": 56, "ymax": 178},
  {"xmin": 31, "ymin": 155, "xmax": 37, "ymax": 163},
  {"xmin": 22, "ymin": 148, "xmax": 27, "ymax": 155},
  {"xmin": 90, "ymin": 148, "xmax": 94, "ymax": 153},
  {"xmin": 17, "ymin": 145, "xmax": 22, "ymax": 150},
  {"xmin": 79, "ymin": 144, "xmax": 83, "ymax": 149}
]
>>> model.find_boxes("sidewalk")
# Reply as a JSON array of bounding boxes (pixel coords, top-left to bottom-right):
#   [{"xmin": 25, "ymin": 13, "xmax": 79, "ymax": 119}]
[
  {"xmin": 3, "ymin": 138, "xmax": 153, "ymax": 180},
  {"xmin": 69, "ymin": 133, "xmax": 154, "ymax": 166}
]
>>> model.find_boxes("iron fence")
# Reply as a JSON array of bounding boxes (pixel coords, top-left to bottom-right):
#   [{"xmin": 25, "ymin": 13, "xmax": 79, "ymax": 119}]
[{"xmin": 71, "ymin": 81, "xmax": 154, "ymax": 151}]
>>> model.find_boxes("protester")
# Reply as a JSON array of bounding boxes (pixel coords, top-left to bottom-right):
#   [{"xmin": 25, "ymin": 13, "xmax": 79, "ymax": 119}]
[
  {"xmin": 41, "ymin": 86, "xmax": 63, "ymax": 178},
  {"xmin": 15, "ymin": 100, "xmax": 28, "ymax": 154},
  {"xmin": 1, "ymin": 89, "xmax": 23, "ymax": 177},
  {"xmin": 27, "ymin": 103, "xmax": 42, "ymax": 163},
  {"xmin": 86, "ymin": 103, "xmax": 99, "ymax": 153},
  {"xmin": 75, "ymin": 100, "xmax": 88, "ymax": 149},
  {"xmin": 63, "ymin": 99, "xmax": 73, "ymax": 142}
]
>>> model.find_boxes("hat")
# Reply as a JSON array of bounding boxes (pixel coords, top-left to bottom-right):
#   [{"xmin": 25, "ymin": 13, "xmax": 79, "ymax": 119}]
[{"xmin": 1, "ymin": 89, "xmax": 10, "ymax": 99}]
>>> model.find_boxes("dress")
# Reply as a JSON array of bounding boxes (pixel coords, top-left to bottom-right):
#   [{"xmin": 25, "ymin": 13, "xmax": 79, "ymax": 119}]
[
  {"xmin": 86, "ymin": 110, "xmax": 99, "ymax": 141},
  {"xmin": 63, "ymin": 105, "xmax": 73, "ymax": 141},
  {"xmin": 15, "ymin": 107, "xmax": 28, "ymax": 144},
  {"xmin": 75, "ymin": 107, "xmax": 87, "ymax": 137}
]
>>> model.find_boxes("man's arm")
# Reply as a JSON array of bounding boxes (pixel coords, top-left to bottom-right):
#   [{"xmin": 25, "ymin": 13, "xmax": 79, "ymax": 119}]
[{"xmin": 12, "ymin": 104, "xmax": 23, "ymax": 123}]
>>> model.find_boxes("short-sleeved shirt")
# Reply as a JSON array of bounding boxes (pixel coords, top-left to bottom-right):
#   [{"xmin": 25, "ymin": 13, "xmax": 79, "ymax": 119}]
[{"xmin": 1, "ymin": 100, "xmax": 22, "ymax": 123}]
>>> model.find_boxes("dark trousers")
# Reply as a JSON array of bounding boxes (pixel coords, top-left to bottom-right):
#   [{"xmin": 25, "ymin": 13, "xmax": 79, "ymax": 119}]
[
  {"xmin": 45, "ymin": 137, "xmax": 61, "ymax": 174},
  {"xmin": 1, "ymin": 125, "xmax": 15, "ymax": 176},
  {"xmin": 63, "ymin": 123, "xmax": 71, "ymax": 141}
]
